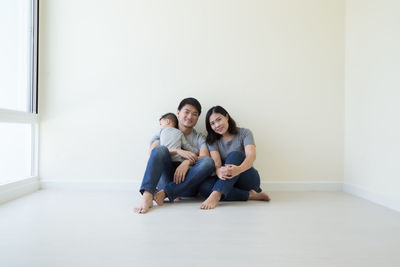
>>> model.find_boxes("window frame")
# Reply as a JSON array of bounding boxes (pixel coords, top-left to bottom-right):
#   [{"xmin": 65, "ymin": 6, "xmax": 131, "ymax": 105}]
[{"xmin": 0, "ymin": 0, "xmax": 39, "ymax": 183}]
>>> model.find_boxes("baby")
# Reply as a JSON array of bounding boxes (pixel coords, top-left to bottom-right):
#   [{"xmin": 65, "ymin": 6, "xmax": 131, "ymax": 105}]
[{"xmin": 156, "ymin": 113, "xmax": 198, "ymax": 162}]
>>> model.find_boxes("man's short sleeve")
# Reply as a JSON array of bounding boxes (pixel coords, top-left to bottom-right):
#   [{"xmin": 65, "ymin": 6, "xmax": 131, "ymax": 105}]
[{"xmin": 197, "ymin": 133, "xmax": 207, "ymax": 150}]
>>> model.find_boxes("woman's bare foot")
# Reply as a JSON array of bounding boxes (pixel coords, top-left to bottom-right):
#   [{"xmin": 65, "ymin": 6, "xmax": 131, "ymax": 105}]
[
  {"xmin": 134, "ymin": 191, "xmax": 154, "ymax": 214},
  {"xmin": 200, "ymin": 191, "xmax": 222, "ymax": 210},
  {"xmin": 249, "ymin": 189, "xmax": 271, "ymax": 201},
  {"xmin": 153, "ymin": 190, "xmax": 167, "ymax": 206}
]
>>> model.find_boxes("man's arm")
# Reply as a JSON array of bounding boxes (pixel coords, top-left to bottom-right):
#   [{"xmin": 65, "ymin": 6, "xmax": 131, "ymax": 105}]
[
  {"xmin": 149, "ymin": 141, "xmax": 160, "ymax": 155},
  {"xmin": 198, "ymin": 146, "xmax": 210, "ymax": 160},
  {"xmin": 173, "ymin": 145, "xmax": 209, "ymax": 184},
  {"xmin": 173, "ymin": 132, "xmax": 210, "ymax": 184},
  {"xmin": 173, "ymin": 159, "xmax": 191, "ymax": 184},
  {"xmin": 148, "ymin": 129, "xmax": 161, "ymax": 155}
]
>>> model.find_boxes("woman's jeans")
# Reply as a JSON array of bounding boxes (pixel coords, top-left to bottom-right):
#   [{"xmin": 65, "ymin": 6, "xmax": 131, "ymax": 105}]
[
  {"xmin": 139, "ymin": 146, "xmax": 215, "ymax": 201},
  {"xmin": 199, "ymin": 151, "xmax": 261, "ymax": 201}
]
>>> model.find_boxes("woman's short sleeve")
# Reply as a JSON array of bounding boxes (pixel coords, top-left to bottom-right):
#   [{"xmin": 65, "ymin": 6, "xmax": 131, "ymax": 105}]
[
  {"xmin": 241, "ymin": 128, "xmax": 255, "ymax": 147},
  {"xmin": 207, "ymin": 142, "xmax": 219, "ymax": 152}
]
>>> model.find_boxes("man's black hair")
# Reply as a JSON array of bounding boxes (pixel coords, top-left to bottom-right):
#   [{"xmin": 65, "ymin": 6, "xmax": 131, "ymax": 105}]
[{"xmin": 177, "ymin": 97, "xmax": 202, "ymax": 115}]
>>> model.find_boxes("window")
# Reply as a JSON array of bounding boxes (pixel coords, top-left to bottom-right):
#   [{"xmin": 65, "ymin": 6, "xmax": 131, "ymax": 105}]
[{"xmin": 0, "ymin": 0, "xmax": 38, "ymax": 185}]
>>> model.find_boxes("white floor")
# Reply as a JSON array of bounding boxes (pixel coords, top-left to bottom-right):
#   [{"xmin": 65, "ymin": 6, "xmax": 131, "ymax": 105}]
[{"xmin": 1, "ymin": 189, "xmax": 399, "ymax": 267}]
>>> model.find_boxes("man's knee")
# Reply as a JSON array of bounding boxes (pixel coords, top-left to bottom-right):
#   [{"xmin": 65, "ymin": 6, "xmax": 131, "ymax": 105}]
[
  {"xmin": 197, "ymin": 156, "xmax": 215, "ymax": 172},
  {"xmin": 151, "ymin": 145, "xmax": 169, "ymax": 158}
]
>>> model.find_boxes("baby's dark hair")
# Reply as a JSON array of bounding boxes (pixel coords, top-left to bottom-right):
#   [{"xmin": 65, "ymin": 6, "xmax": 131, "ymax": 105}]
[{"xmin": 160, "ymin": 113, "xmax": 178, "ymax": 128}]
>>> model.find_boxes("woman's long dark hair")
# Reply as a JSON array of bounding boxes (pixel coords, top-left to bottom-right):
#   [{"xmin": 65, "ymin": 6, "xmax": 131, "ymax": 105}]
[{"xmin": 206, "ymin": 106, "xmax": 238, "ymax": 145}]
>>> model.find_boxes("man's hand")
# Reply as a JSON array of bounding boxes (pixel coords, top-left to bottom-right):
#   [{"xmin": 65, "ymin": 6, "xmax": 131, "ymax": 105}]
[
  {"xmin": 174, "ymin": 160, "xmax": 191, "ymax": 184},
  {"xmin": 176, "ymin": 149, "xmax": 198, "ymax": 162}
]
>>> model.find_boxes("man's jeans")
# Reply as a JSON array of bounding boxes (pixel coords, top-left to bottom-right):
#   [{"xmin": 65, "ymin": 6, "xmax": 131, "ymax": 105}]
[
  {"xmin": 199, "ymin": 151, "xmax": 261, "ymax": 201},
  {"xmin": 140, "ymin": 146, "xmax": 215, "ymax": 201}
]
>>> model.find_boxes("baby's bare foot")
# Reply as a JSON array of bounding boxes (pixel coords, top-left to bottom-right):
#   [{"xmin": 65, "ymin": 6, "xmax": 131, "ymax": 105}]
[
  {"xmin": 134, "ymin": 191, "xmax": 154, "ymax": 214},
  {"xmin": 200, "ymin": 191, "xmax": 222, "ymax": 210}
]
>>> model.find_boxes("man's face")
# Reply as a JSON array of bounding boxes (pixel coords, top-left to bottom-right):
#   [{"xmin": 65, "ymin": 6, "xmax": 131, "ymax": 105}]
[{"xmin": 177, "ymin": 104, "xmax": 199, "ymax": 129}]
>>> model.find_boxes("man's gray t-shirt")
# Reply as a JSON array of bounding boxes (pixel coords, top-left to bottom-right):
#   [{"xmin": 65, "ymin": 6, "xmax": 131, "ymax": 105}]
[
  {"xmin": 207, "ymin": 128, "xmax": 255, "ymax": 162},
  {"xmin": 150, "ymin": 128, "xmax": 207, "ymax": 162}
]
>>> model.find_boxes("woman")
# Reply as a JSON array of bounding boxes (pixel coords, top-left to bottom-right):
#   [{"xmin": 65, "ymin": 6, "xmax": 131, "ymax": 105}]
[{"xmin": 199, "ymin": 106, "xmax": 270, "ymax": 209}]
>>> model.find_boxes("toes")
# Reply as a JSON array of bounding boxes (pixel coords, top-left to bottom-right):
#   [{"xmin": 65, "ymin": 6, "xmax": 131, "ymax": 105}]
[
  {"xmin": 200, "ymin": 201, "xmax": 215, "ymax": 210},
  {"xmin": 139, "ymin": 206, "xmax": 149, "ymax": 214}
]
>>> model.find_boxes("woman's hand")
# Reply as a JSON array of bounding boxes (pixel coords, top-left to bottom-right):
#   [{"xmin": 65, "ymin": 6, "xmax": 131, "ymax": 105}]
[
  {"xmin": 216, "ymin": 166, "xmax": 239, "ymax": 180},
  {"xmin": 174, "ymin": 160, "xmax": 191, "ymax": 184},
  {"xmin": 216, "ymin": 167, "xmax": 228, "ymax": 180},
  {"xmin": 225, "ymin": 164, "xmax": 241, "ymax": 179},
  {"xmin": 176, "ymin": 149, "xmax": 198, "ymax": 162}
]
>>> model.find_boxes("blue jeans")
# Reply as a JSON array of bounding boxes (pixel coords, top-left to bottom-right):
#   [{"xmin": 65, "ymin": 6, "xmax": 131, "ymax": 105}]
[
  {"xmin": 139, "ymin": 146, "xmax": 215, "ymax": 201},
  {"xmin": 199, "ymin": 151, "xmax": 261, "ymax": 201}
]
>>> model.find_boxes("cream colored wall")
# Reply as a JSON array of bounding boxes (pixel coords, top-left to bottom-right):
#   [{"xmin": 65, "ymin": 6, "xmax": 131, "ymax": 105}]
[
  {"xmin": 39, "ymin": 0, "xmax": 344, "ymax": 182},
  {"xmin": 345, "ymin": 0, "xmax": 400, "ymax": 199}
]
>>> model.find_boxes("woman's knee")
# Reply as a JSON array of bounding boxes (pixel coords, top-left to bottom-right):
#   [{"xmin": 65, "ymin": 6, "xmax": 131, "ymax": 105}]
[
  {"xmin": 225, "ymin": 151, "xmax": 245, "ymax": 164},
  {"xmin": 236, "ymin": 168, "xmax": 260, "ymax": 190}
]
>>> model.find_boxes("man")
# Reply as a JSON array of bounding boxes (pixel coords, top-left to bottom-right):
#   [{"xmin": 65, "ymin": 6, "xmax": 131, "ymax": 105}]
[{"xmin": 134, "ymin": 97, "xmax": 215, "ymax": 214}]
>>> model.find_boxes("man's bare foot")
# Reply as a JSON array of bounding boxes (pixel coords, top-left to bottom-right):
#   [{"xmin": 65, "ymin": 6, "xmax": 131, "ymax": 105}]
[
  {"xmin": 153, "ymin": 190, "xmax": 167, "ymax": 206},
  {"xmin": 200, "ymin": 191, "xmax": 222, "ymax": 210},
  {"xmin": 249, "ymin": 189, "xmax": 271, "ymax": 201},
  {"xmin": 134, "ymin": 191, "xmax": 154, "ymax": 214}
]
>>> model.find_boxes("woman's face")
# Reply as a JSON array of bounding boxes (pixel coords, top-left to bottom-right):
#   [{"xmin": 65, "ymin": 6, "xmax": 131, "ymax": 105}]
[{"xmin": 209, "ymin": 112, "xmax": 229, "ymax": 135}]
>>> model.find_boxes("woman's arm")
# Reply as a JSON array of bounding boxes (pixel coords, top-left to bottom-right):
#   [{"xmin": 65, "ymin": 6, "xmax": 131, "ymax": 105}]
[
  {"xmin": 210, "ymin": 150, "xmax": 222, "ymax": 169},
  {"xmin": 210, "ymin": 150, "xmax": 233, "ymax": 180},
  {"xmin": 240, "ymin": 144, "xmax": 256, "ymax": 172},
  {"xmin": 225, "ymin": 144, "xmax": 256, "ymax": 178}
]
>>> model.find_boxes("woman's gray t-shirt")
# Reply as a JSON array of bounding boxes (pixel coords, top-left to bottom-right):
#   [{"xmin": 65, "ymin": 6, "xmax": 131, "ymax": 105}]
[{"xmin": 207, "ymin": 128, "xmax": 255, "ymax": 162}]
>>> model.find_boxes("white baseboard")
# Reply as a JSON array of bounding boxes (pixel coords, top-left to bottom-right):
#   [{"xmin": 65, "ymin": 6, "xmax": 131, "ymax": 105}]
[
  {"xmin": 343, "ymin": 183, "xmax": 400, "ymax": 212},
  {"xmin": 40, "ymin": 180, "xmax": 342, "ymax": 192},
  {"xmin": 40, "ymin": 179, "xmax": 139, "ymax": 191},
  {"xmin": 261, "ymin": 181, "xmax": 343, "ymax": 191},
  {"xmin": 0, "ymin": 177, "xmax": 40, "ymax": 205}
]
